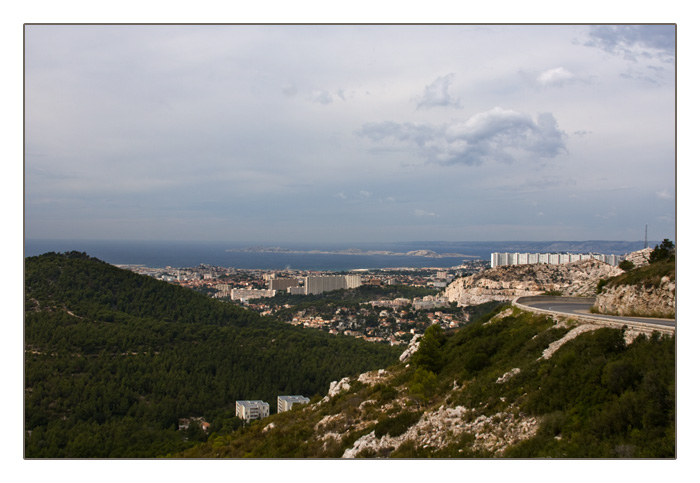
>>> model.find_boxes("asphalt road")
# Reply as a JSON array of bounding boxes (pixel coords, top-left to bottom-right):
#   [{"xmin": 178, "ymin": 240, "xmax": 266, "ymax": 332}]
[{"xmin": 518, "ymin": 296, "xmax": 676, "ymax": 329}]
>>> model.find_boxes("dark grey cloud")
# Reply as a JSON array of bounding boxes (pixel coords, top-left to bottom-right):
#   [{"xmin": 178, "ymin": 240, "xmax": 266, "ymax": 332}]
[
  {"xmin": 358, "ymin": 107, "xmax": 567, "ymax": 166},
  {"xmin": 415, "ymin": 74, "xmax": 461, "ymax": 109}
]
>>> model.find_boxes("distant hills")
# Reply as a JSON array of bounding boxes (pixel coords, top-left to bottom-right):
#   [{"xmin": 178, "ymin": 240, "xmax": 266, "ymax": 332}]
[
  {"xmin": 408, "ymin": 240, "xmax": 654, "ymax": 255},
  {"xmin": 227, "ymin": 246, "xmax": 473, "ymax": 258},
  {"xmin": 229, "ymin": 241, "xmax": 653, "ymax": 257}
]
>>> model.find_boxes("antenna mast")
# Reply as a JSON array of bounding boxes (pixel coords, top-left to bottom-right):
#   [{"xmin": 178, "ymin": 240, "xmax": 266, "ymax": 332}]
[{"xmin": 645, "ymin": 225, "xmax": 648, "ymax": 249}]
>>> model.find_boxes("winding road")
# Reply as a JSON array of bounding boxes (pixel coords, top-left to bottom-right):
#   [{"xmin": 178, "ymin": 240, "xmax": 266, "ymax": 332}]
[{"xmin": 514, "ymin": 296, "xmax": 676, "ymax": 333}]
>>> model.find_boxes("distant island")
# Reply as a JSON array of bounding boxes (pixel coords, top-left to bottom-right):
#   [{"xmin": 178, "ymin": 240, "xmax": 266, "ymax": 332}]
[{"xmin": 225, "ymin": 246, "xmax": 480, "ymax": 259}]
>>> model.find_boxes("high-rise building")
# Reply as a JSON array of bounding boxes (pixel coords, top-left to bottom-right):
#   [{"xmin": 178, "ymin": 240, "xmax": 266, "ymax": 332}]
[
  {"xmin": 490, "ymin": 252, "xmax": 622, "ymax": 268},
  {"xmin": 269, "ymin": 278, "xmax": 300, "ymax": 291},
  {"xmin": 303, "ymin": 274, "xmax": 362, "ymax": 295}
]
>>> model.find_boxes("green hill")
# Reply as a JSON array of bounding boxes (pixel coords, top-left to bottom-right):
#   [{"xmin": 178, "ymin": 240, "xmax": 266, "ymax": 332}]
[
  {"xmin": 178, "ymin": 305, "xmax": 675, "ymax": 458},
  {"xmin": 24, "ymin": 251, "xmax": 402, "ymax": 457}
]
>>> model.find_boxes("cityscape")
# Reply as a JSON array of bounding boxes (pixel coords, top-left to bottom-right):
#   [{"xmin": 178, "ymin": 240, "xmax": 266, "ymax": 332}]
[
  {"xmin": 118, "ymin": 250, "xmax": 624, "ymax": 348},
  {"xmin": 118, "ymin": 259, "xmax": 490, "ymax": 346}
]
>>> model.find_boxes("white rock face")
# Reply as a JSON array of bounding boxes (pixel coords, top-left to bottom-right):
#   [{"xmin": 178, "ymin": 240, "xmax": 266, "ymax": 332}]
[
  {"xmin": 593, "ymin": 275, "xmax": 675, "ymax": 318},
  {"xmin": 443, "ymin": 259, "xmax": 623, "ymax": 307},
  {"xmin": 540, "ymin": 324, "xmax": 601, "ymax": 360},
  {"xmin": 623, "ymin": 248, "xmax": 653, "ymax": 268},
  {"xmin": 358, "ymin": 369, "xmax": 388, "ymax": 385},
  {"xmin": 496, "ymin": 368, "xmax": 521, "ymax": 384},
  {"xmin": 327, "ymin": 377, "xmax": 351, "ymax": 398},
  {"xmin": 342, "ymin": 404, "xmax": 539, "ymax": 458},
  {"xmin": 589, "ymin": 247, "xmax": 675, "ymax": 318},
  {"xmin": 399, "ymin": 334, "xmax": 423, "ymax": 363}
]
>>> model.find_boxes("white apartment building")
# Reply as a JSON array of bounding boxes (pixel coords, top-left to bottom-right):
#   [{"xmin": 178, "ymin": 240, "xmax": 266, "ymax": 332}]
[
  {"xmin": 490, "ymin": 252, "xmax": 622, "ymax": 268},
  {"xmin": 413, "ymin": 295, "xmax": 449, "ymax": 310},
  {"xmin": 277, "ymin": 395, "xmax": 310, "ymax": 413},
  {"xmin": 268, "ymin": 278, "xmax": 301, "ymax": 291},
  {"xmin": 302, "ymin": 274, "xmax": 362, "ymax": 295},
  {"xmin": 235, "ymin": 400, "xmax": 270, "ymax": 423},
  {"xmin": 230, "ymin": 288, "xmax": 276, "ymax": 302}
]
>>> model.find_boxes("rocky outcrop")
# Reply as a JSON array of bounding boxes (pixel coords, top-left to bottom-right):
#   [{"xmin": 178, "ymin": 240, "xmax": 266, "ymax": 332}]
[
  {"xmin": 443, "ymin": 259, "xmax": 623, "ymax": 307},
  {"xmin": 399, "ymin": 334, "xmax": 423, "ymax": 363},
  {"xmin": 623, "ymin": 248, "xmax": 653, "ymax": 268},
  {"xmin": 341, "ymin": 404, "xmax": 539, "ymax": 458},
  {"xmin": 325, "ymin": 377, "xmax": 351, "ymax": 399},
  {"xmin": 358, "ymin": 369, "xmax": 388, "ymax": 385},
  {"xmin": 590, "ymin": 247, "xmax": 675, "ymax": 319},
  {"xmin": 540, "ymin": 324, "xmax": 601, "ymax": 359},
  {"xmin": 593, "ymin": 275, "xmax": 675, "ymax": 318}
]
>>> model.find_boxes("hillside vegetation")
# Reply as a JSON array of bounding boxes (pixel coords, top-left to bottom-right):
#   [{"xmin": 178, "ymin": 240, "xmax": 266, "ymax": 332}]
[
  {"xmin": 178, "ymin": 305, "xmax": 675, "ymax": 458},
  {"xmin": 24, "ymin": 251, "xmax": 675, "ymax": 458},
  {"xmin": 601, "ymin": 259, "xmax": 675, "ymax": 290},
  {"xmin": 24, "ymin": 252, "xmax": 401, "ymax": 457}
]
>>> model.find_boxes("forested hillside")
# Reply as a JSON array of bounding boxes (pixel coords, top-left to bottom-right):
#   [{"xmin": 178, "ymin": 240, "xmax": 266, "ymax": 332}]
[
  {"xmin": 24, "ymin": 252, "xmax": 402, "ymax": 457},
  {"xmin": 178, "ymin": 305, "xmax": 675, "ymax": 458}
]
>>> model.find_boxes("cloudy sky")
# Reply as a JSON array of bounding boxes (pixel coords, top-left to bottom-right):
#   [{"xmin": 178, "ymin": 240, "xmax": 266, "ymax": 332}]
[{"xmin": 24, "ymin": 24, "xmax": 676, "ymax": 244}]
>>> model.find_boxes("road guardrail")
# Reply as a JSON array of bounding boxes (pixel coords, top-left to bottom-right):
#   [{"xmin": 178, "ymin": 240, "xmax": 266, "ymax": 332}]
[{"xmin": 513, "ymin": 296, "xmax": 675, "ymax": 336}]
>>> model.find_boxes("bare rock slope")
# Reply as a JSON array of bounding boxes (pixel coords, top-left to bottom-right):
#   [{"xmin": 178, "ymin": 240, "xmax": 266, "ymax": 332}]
[
  {"xmin": 593, "ymin": 274, "xmax": 675, "ymax": 318},
  {"xmin": 444, "ymin": 259, "xmax": 623, "ymax": 306}
]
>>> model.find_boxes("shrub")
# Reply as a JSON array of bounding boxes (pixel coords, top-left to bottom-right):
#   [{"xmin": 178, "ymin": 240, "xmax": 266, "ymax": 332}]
[
  {"xmin": 374, "ymin": 410, "xmax": 423, "ymax": 438},
  {"xmin": 618, "ymin": 260, "xmax": 635, "ymax": 271}
]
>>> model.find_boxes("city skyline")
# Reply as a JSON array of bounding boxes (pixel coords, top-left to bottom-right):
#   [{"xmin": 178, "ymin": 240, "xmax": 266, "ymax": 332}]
[{"xmin": 24, "ymin": 24, "xmax": 676, "ymax": 244}]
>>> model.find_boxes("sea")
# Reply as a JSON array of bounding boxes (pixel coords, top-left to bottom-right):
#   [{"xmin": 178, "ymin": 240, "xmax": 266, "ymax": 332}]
[{"xmin": 24, "ymin": 239, "xmax": 649, "ymax": 272}]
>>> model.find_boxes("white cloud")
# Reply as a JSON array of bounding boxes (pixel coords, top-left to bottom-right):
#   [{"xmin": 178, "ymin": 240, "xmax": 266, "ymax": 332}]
[
  {"xmin": 358, "ymin": 107, "xmax": 567, "ymax": 166},
  {"xmin": 414, "ymin": 209, "xmax": 438, "ymax": 217},
  {"xmin": 415, "ymin": 74, "xmax": 461, "ymax": 110},
  {"xmin": 309, "ymin": 89, "xmax": 334, "ymax": 105},
  {"xmin": 537, "ymin": 67, "xmax": 576, "ymax": 87},
  {"xmin": 307, "ymin": 87, "xmax": 350, "ymax": 105}
]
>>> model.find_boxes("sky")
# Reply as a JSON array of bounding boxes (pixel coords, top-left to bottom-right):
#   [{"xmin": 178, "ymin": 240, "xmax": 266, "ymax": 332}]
[{"xmin": 24, "ymin": 24, "xmax": 676, "ymax": 244}]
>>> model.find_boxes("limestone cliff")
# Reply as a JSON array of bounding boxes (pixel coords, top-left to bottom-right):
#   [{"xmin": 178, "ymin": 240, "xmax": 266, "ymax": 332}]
[
  {"xmin": 622, "ymin": 247, "xmax": 653, "ymax": 268},
  {"xmin": 443, "ymin": 259, "xmax": 623, "ymax": 306},
  {"xmin": 593, "ymin": 272, "xmax": 675, "ymax": 318},
  {"xmin": 590, "ymin": 247, "xmax": 675, "ymax": 319}
]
